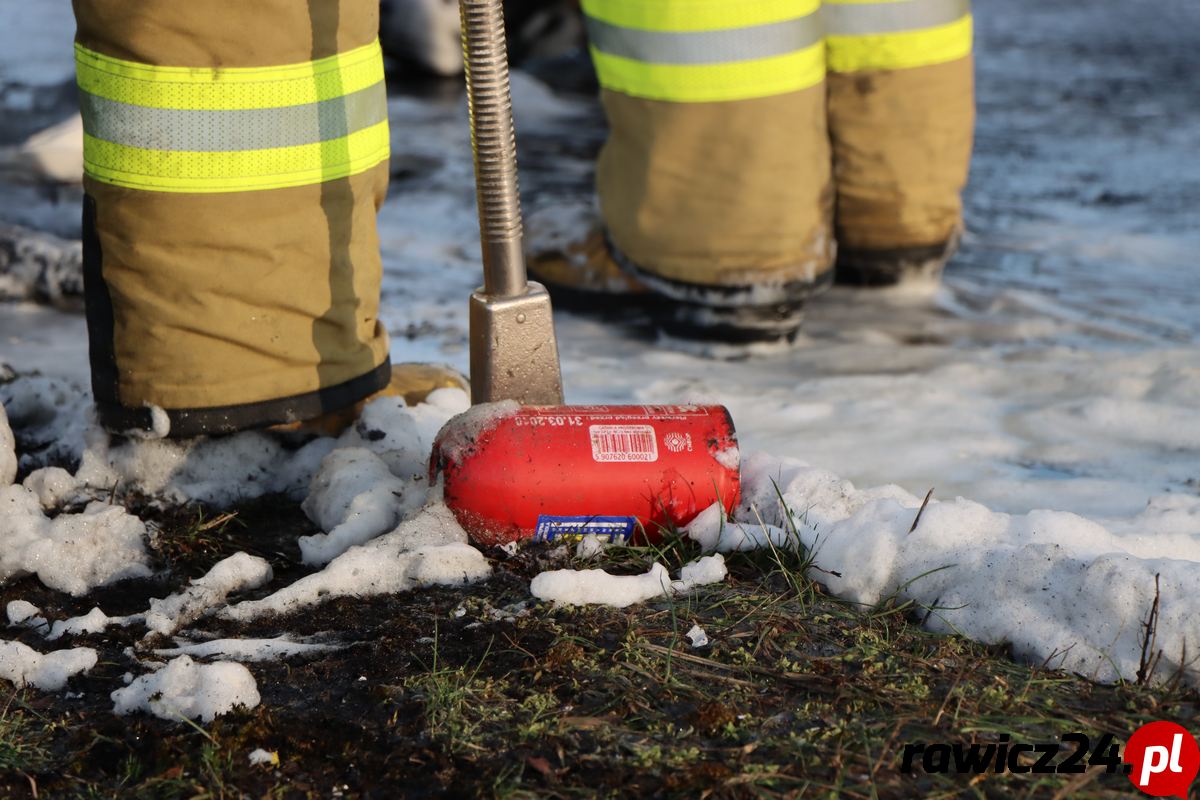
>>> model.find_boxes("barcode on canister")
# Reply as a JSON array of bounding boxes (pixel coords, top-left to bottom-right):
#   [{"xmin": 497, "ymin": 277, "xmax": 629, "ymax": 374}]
[{"xmin": 589, "ymin": 425, "xmax": 659, "ymax": 462}]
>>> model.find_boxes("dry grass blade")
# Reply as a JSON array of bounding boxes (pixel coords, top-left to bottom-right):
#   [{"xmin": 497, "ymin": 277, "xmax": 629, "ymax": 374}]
[
  {"xmin": 908, "ymin": 488, "xmax": 935, "ymax": 534},
  {"xmin": 1136, "ymin": 573, "xmax": 1162, "ymax": 686},
  {"xmin": 196, "ymin": 511, "xmax": 238, "ymax": 532}
]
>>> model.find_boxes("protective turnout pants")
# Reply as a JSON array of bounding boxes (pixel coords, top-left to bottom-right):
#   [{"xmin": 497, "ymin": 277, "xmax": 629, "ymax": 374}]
[
  {"xmin": 73, "ymin": 1, "xmax": 391, "ymax": 436},
  {"xmin": 583, "ymin": 0, "xmax": 974, "ymax": 292}
]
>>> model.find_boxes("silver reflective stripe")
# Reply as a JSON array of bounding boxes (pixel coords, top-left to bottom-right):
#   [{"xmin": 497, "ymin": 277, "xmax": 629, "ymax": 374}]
[
  {"xmin": 79, "ymin": 81, "xmax": 387, "ymax": 152},
  {"xmin": 823, "ymin": 0, "xmax": 970, "ymax": 36},
  {"xmin": 585, "ymin": 14, "xmax": 823, "ymax": 66}
]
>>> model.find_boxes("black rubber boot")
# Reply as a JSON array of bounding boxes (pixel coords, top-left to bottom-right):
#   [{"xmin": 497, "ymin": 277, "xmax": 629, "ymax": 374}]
[
  {"xmin": 835, "ymin": 233, "xmax": 960, "ymax": 288},
  {"xmin": 609, "ymin": 238, "xmax": 834, "ymax": 346}
]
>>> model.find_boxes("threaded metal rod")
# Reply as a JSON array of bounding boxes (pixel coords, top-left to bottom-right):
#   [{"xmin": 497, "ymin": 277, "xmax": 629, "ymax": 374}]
[{"xmin": 460, "ymin": 0, "xmax": 526, "ymax": 298}]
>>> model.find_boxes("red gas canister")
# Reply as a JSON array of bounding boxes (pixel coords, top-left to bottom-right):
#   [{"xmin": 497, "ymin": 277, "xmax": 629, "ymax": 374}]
[{"xmin": 431, "ymin": 404, "xmax": 741, "ymax": 547}]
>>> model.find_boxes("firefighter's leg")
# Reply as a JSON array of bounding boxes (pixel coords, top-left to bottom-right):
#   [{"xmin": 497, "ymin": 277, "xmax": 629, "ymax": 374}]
[
  {"xmin": 824, "ymin": 0, "xmax": 975, "ymax": 286},
  {"xmin": 575, "ymin": 0, "xmax": 835, "ymax": 344},
  {"xmin": 72, "ymin": 1, "xmax": 394, "ymax": 436}
]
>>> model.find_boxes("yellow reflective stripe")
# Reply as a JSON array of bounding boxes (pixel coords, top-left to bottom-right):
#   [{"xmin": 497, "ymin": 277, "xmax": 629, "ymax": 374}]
[
  {"xmin": 75, "ymin": 40, "xmax": 385, "ymax": 111},
  {"xmin": 82, "ymin": 120, "xmax": 390, "ymax": 194},
  {"xmin": 826, "ymin": 14, "xmax": 972, "ymax": 73},
  {"xmin": 581, "ymin": 0, "xmax": 819, "ymax": 33},
  {"xmin": 591, "ymin": 42, "xmax": 824, "ymax": 103}
]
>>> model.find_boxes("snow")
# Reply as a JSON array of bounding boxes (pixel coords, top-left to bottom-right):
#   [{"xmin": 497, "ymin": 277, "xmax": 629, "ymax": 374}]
[
  {"xmin": 144, "ymin": 553, "xmax": 274, "ymax": 636},
  {"xmin": 712, "ymin": 443, "xmax": 741, "ymax": 472},
  {"xmin": 0, "ymin": 114, "xmax": 82, "ymax": 185},
  {"xmin": 154, "ymin": 637, "xmax": 339, "ymax": 662},
  {"xmin": 380, "ymin": 0, "xmax": 464, "ymax": 77},
  {"xmin": 0, "ymin": 639, "xmax": 97, "ymax": 691},
  {"xmin": 684, "ymin": 503, "xmax": 796, "ymax": 554},
  {"xmin": 0, "ymin": 485, "xmax": 151, "ymax": 596},
  {"xmin": 222, "ymin": 502, "xmax": 490, "ymax": 622},
  {"xmin": 431, "ymin": 400, "xmax": 522, "ymax": 466},
  {"xmin": 734, "ymin": 452, "xmax": 1200, "ymax": 685},
  {"xmin": 0, "ymin": 0, "xmax": 75, "ymax": 87},
  {"xmin": 0, "ymin": 376, "xmax": 91, "ymax": 472},
  {"xmin": 0, "ymin": 401, "xmax": 14, "ymax": 485},
  {"xmin": 531, "ymin": 555, "xmax": 728, "ymax": 608},
  {"xmin": 112, "ymin": 656, "xmax": 260, "ymax": 723}
]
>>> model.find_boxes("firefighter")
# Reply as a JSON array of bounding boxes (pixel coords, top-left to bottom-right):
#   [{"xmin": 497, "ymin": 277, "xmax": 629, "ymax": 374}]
[
  {"xmin": 72, "ymin": 0, "xmax": 971, "ymax": 437},
  {"xmin": 71, "ymin": 1, "xmax": 464, "ymax": 437},
  {"xmin": 530, "ymin": 0, "xmax": 975, "ymax": 344}
]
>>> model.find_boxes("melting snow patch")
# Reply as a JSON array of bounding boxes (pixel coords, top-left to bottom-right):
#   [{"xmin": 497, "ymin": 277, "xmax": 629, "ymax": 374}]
[
  {"xmin": 0, "ymin": 376, "xmax": 92, "ymax": 473},
  {"xmin": 0, "ymin": 640, "xmax": 97, "ymax": 690},
  {"xmin": 735, "ymin": 452, "xmax": 1200, "ymax": 686},
  {"xmin": 431, "ymin": 400, "xmax": 521, "ymax": 465},
  {"xmin": 0, "ymin": 401, "xmax": 15, "ymax": 485},
  {"xmin": 222, "ymin": 502, "xmax": 490, "ymax": 622},
  {"xmin": 685, "ymin": 503, "xmax": 796, "ymax": 553},
  {"xmin": 144, "ymin": 552, "xmax": 273, "ymax": 635},
  {"xmin": 154, "ymin": 636, "xmax": 340, "ymax": 662},
  {"xmin": 530, "ymin": 555, "xmax": 727, "ymax": 608},
  {"xmin": 0, "ymin": 485, "xmax": 151, "ymax": 596},
  {"xmin": 112, "ymin": 656, "xmax": 260, "ymax": 722}
]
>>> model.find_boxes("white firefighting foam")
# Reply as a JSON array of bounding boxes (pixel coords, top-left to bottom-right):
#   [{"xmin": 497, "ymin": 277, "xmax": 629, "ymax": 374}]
[
  {"xmin": 530, "ymin": 555, "xmax": 728, "ymax": 608},
  {"xmin": 223, "ymin": 502, "xmax": 490, "ymax": 623},
  {"xmin": 0, "ymin": 484, "xmax": 151, "ymax": 596},
  {"xmin": 144, "ymin": 552, "xmax": 274, "ymax": 635},
  {"xmin": 0, "ymin": 640, "xmax": 96, "ymax": 690},
  {"xmin": 111, "ymin": 655, "xmax": 260, "ymax": 722}
]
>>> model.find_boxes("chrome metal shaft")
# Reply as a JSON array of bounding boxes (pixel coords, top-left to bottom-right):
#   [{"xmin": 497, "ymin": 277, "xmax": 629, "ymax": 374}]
[
  {"xmin": 460, "ymin": 0, "xmax": 525, "ymax": 298},
  {"xmin": 460, "ymin": 0, "xmax": 564, "ymax": 405}
]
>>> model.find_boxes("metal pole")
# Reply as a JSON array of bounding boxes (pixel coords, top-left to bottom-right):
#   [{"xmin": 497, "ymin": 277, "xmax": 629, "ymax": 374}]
[
  {"xmin": 460, "ymin": 0, "xmax": 526, "ymax": 298},
  {"xmin": 460, "ymin": 0, "xmax": 564, "ymax": 405}
]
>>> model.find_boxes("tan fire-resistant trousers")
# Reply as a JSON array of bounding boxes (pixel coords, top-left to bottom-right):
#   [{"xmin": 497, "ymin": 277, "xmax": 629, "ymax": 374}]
[
  {"xmin": 585, "ymin": 0, "xmax": 975, "ymax": 292},
  {"xmin": 74, "ymin": 1, "xmax": 391, "ymax": 436}
]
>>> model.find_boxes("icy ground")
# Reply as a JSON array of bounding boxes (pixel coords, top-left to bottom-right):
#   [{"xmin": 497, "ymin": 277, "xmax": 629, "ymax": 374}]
[{"xmin": 1, "ymin": 0, "xmax": 1199, "ymax": 714}]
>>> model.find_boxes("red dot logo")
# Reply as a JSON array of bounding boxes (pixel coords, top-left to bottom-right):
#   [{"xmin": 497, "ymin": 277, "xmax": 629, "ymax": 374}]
[{"xmin": 1124, "ymin": 721, "xmax": 1200, "ymax": 798}]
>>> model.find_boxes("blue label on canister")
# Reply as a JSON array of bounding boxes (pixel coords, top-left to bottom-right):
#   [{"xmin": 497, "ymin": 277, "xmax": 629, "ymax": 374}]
[{"xmin": 533, "ymin": 515, "xmax": 638, "ymax": 543}]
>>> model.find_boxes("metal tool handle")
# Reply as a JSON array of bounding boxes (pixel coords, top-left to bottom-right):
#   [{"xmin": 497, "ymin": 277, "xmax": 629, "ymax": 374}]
[
  {"xmin": 460, "ymin": 0, "xmax": 564, "ymax": 405},
  {"xmin": 460, "ymin": 0, "xmax": 526, "ymax": 298}
]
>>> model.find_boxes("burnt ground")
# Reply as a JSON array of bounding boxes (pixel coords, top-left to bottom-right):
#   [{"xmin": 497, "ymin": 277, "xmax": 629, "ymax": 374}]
[{"xmin": 2, "ymin": 496, "xmax": 1197, "ymax": 799}]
